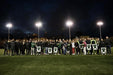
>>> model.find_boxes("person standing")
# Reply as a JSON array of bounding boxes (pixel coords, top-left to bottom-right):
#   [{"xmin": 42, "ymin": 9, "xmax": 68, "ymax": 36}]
[
  {"xmin": 83, "ymin": 39, "xmax": 87, "ymax": 55},
  {"xmin": 22, "ymin": 40, "xmax": 26, "ymax": 55},
  {"xmin": 10, "ymin": 39, "xmax": 15, "ymax": 56},
  {"xmin": 25, "ymin": 40, "xmax": 31, "ymax": 55},
  {"xmin": 86, "ymin": 38, "xmax": 92, "ymax": 55},
  {"xmin": 36, "ymin": 40, "xmax": 42, "ymax": 55},
  {"xmin": 100, "ymin": 39, "xmax": 106, "ymax": 55},
  {"xmin": 105, "ymin": 36, "xmax": 111, "ymax": 54},
  {"xmin": 62, "ymin": 40, "xmax": 67, "ymax": 55},
  {"xmin": 75, "ymin": 39, "xmax": 80, "ymax": 55},
  {"xmin": 15, "ymin": 40, "xmax": 20, "ymax": 55},
  {"xmin": 20, "ymin": 40, "xmax": 26, "ymax": 55},
  {"xmin": 4, "ymin": 40, "xmax": 9, "ymax": 55},
  {"xmin": 96, "ymin": 38, "xmax": 100, "ymax": 55},
  {"xmin": 67, "ymin": 40, "xmax": 72, "ymax": 55},
  {"xmin": 91, "ymin": 38, "xmax": 97, "ymax": 55},
  {"xmin": 72, "ymin": 40, "xmax": 75, "ymax": 55},
  {"xmin": 20, "ymin": 40, "xmax": 23, "ymax": 55},
  {"xmin": 79, "ymin": 39, "xmax": 83, "ymax": 53},
  {"xmin": 31, "ymin": 40, "xmax": 36, "ymax": 55},
  {"xmin": 57, "ymin": 39, "xmax": 62, "ymax": 55},
  {"xmin": 44, "ymin": 39, "xmax": 49, "ymax": 55}
]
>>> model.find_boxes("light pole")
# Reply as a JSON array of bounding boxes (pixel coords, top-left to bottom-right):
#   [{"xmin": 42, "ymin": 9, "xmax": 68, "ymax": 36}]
[
  {"xmin": 6, "ymin": 23, "xmax": 13, "ymax": 41},
  {"xmin": 97, "ymin": 21, "xmax": 104, "ymax": 40},
  {"xmin": 35, "ymin": 21, "xmax": 42, "ymax": 41},
  {"xmin": 66, "ymin": 20, "xmax": 74, "ymax": 40}
]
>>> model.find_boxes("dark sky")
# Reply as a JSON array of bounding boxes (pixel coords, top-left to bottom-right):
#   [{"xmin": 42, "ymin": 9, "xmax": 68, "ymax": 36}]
[{"xmin": 0, "ymin": 0, "xmax": 113, "ymax": 39}]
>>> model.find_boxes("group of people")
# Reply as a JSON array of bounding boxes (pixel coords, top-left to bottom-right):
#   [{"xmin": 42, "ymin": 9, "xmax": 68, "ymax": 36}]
[{"xmin": 3, "ymin": 36, "xmax": 111, "ymax": 56}]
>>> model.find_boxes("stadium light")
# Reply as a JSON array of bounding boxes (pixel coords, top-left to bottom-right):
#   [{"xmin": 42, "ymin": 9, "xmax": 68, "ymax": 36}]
[
  {"xmin": 66, "ymin": 20, "xmax": 74, "ymax": 40},
  {"xmin": 6, "ymin": 23, "xmax": 13, "ymax": 41},
  {"xmin": 35, "ymin": 21, "xmax": 42, "ymax": 41},
  {"xmin": 97, "ymin": 21, "xmax": 104, "ymax": 41},
  {"xmin": 66, "ymin": 20, "xmax": 73, "ymax": 27},
  {"xmin": 97, "ymin": 21, "xmax": 104, "ymax": 26},
  {"xmin": 35, "ymin": 22, "xmax": 42, "ymax": 28}
]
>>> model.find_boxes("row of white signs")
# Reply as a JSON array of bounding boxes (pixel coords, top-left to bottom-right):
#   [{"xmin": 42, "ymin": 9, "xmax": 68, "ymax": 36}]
[{"xmin": 36, "ymin": 44, "xmax": 106, "ymax": 54}]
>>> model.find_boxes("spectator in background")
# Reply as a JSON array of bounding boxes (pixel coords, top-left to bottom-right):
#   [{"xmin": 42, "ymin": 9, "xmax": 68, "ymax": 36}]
[{"xmin": 105, "ymin": 36, "xmax": 111, "ymax": 54}]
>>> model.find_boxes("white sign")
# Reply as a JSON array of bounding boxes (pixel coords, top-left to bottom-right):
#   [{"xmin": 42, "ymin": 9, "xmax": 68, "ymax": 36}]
[
  {"xmin": 92, "ymin": 44, "xmax": 98, "ymax": 50},
  {"xmin": 101, "ymin": 47, "xmax": 106, "ymax": 55},
  {"xmin": 48, "ymin": 47, "xmax": 52, "ymax": 54},
  {"xmin": 87, "ymin": 44, "xmax": 91, "ymax": 50},
  {"xmin": 36, "ymin": 46, "xmax": 41, "ymax": 52},
  {"xmin": 79, "ymin": 44, "xmax": 84, "ymax": 49},
  {"xmin": 53, "ymin": 47, "xmax": 58, "ymax": 54}
]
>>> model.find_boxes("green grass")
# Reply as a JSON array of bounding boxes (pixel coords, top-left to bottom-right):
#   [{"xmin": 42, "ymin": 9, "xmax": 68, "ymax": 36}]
[{"xmin": 0, "ymin": 48, "xmax": 113, "ymax": 75}]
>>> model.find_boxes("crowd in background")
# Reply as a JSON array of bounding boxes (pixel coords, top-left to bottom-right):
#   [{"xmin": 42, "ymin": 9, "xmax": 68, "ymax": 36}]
[{"xmin": 3, "ymin": 36, "xmax": 111, "ymax": 56}]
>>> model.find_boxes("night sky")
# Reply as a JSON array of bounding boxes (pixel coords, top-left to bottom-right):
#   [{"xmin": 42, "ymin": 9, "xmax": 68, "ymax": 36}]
[{"xmin": 0, "ymin": 0, "xmax": 113, "ymax": 39}]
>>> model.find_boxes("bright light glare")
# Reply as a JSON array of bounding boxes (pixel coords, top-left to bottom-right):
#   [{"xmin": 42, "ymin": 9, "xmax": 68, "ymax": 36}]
[
  {"xmin": 6, "ymin": 23, "xmax": 13, "ymax": 28},
  {"xmin": 66, "ymin": 20, "xmax": 73, "ymax": 27},
  {"xmin": 97, "ymin": 21, "xmax": 104, "ymax": 26},
  {"xmin": 35, "ymin": 22, "xmax": 42, "ymax": 28}
]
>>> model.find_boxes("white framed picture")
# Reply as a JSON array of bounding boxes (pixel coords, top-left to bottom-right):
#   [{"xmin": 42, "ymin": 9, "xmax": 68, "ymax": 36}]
[
  {"xmin": 53, "ymin": 47, "xmax": 58, "ymax": 54},
  {"xmin": 101, "ymin": 47, "xmax": 106, "ymax": 55},
  {"xmin": 92, "ymin": 44, "xmax": 98, "ymax": 50},
  {"xmin": 36, "ymin": 46, "xmax": 41, "ymax": 52},
  {"xmin": 87, "ymin": 44, "xmax": 91, "ymax": 50},
  {"xmin": 48, "ymin": 47, "xmax": 52, "ymax": 54}
]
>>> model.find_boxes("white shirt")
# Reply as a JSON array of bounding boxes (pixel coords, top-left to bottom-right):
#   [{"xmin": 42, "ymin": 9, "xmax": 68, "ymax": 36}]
[{"xmin": 72, "ymin": 42, "xmax": 75, "ymax": 48}]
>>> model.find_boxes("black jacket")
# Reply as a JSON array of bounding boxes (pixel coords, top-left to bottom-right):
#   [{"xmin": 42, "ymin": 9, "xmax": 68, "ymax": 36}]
[
  {"xmin": 105, "ymin": 39, "xmax": 111, "ymax": 45},
  {"xmin": 100, "ymin": 41, "xmax": 105, "ymax": 47},
  {"xmin": 10, "ymin": 41, "xmax": 15, "ymax": 49}
]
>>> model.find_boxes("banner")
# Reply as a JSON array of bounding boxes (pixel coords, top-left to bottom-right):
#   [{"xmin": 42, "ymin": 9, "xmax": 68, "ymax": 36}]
[
  {"xmin": 53, "ymin": 47, "xmax": 58, "ymax": 54},
  {"xmin": 101, "ymin": 47, "xmax": 106, "ymax": 55},
  {"xmin": 87, "ymin": 44, "xmax": 91, "ymax": 50},
  {"xmin": 48, "ymin": 47, "xmax": 52, "ymax": 54},
  {"xmin": 79, "ymin": 44, "xmax": 84, "ymax": 49},
  {"xmin": 36, "ymin": 46, "xmax": 41, "ymax": 52},
  {"xmin": 92, "ymin": 44, "xmax": 98, "ymax": 50}
]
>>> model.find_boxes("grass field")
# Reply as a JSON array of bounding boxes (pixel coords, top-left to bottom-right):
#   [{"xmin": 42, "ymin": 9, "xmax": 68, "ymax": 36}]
[{"xmin": 0, "ymin": 48, "xmax": 113, "ymax": 75}]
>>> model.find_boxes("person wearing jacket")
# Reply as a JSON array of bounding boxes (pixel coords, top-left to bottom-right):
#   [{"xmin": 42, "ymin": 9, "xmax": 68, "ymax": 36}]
[
  {"xmin": 10, "ymin": 39, "xmax": 15, "ymax": 56},
  {"xmin": 31, "ymin": 40, "xmax": 36, "ymax": 55},
  {"xmin": 105, "ymin": 36, "xmax": 111, "ymax": 54},
  {"xmin": 25, "ymin": 40, "xmax": 31, "ymax": 55},
  {"xmin": 75, "ymin": 39, "xmax": 80, "ymax": 55},
  {"xmin": 83, "ymin": 39, "xmax": 87, "ymax": 55},
  {"xmin": 15, "ymin": 40, "xmax": 20, "ymax": 55}
]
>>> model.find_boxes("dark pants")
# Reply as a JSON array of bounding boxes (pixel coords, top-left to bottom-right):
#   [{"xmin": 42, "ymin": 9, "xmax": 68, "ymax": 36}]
[
  {"xmin": 90, "ymin": 46, "xmax": 93, "ymax": 55},
  {"xmin": 63, "ymin": 48, "xmax": 67, "ymax": 55},
  {"xmin": 4, "ymin": 49, "xmax": 8, "ymax": 55},
  {"xmin": 15, "ymin": 48, "xmax": 19, "ymax": 55},
  {"xmin": 22, "ymin": 49, "xmax": 25, "ymax": 55},
  {"xmin": 70, "ymin": 48, "xmax": 72, "ymax": 55},
  {"xmin": 11, "ymin": 48, "xmax": 15, "ymax": 56},
  {"xmin": 34, "ymin": 48, "xmax": 36, "ymax": 56},
  {"xmin": 106, "ymin": 45, "xmax": 111, "ymax": 54},
  {"xmin": 76, "ymin": 48, "xmax": 80, "ymax": 55},
  {"xmin": 27, "ymin": 49, "xmax": 31, "ymax": 55},
  {"xmin": 58, "ymin": 48, "xmax": 61, "ymax": 54},
  {"xmin": 97, "ymin": 46, "xmax": 100, "ymax": 55}
]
